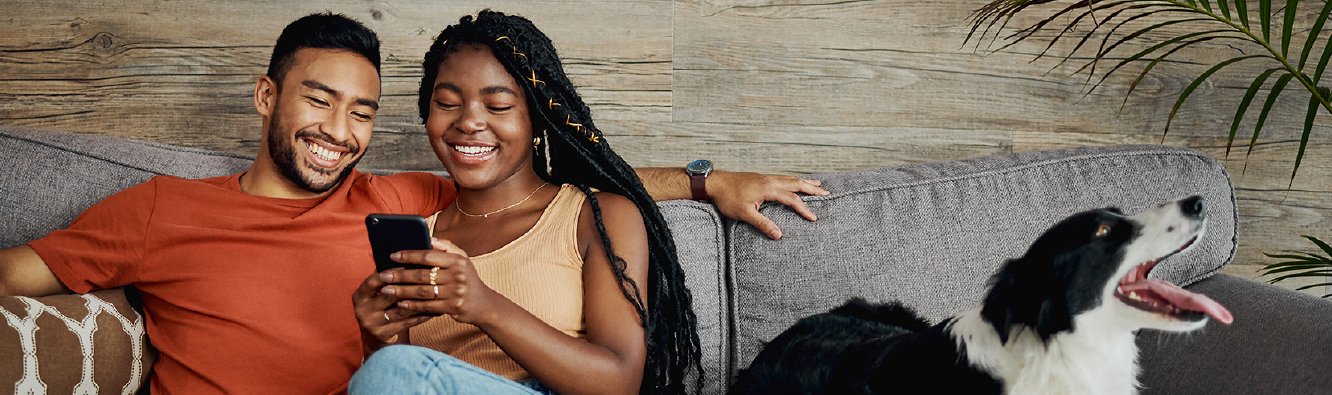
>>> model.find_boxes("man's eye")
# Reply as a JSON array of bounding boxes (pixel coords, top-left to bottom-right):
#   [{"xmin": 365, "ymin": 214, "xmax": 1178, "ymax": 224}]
[
  {"xmin": 352, "ymin": 112, "xmax": 373, "ymax": 121},
  {"xmin": 489, "ymin": 106, "xmax": 513, "ymax": 112},
  {"xmin": 308, "ymin": 97, "xmax": 329, "ymax": 107},
  {"xmin": 435, "ymin": 101, "xmax": 458, "ymax": 109}
]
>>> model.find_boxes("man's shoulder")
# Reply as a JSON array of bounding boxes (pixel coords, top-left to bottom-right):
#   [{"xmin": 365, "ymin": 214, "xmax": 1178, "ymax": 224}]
[
  {"xmin": 351, "ymin": 171, "xmax": 456, "ymax": 214},
  {"xmin": 136, "ymin": 173, "xmax": 240, "ymax": 197},
  {"xmin": 357, "ymin": 171, "xmax": 452, "ymax": 191}
]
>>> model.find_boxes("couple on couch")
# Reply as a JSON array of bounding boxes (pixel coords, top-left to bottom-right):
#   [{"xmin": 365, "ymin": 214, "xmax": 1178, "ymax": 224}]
[{"xmin": 0, "ymin": 10, "xmax": 826, "ymax": 395}]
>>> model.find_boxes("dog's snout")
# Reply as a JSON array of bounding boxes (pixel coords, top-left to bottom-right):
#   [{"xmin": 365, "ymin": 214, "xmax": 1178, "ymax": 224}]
[{"xmin": 1180, "ymin": 196, "xmax": 1205, "ymax": 219}]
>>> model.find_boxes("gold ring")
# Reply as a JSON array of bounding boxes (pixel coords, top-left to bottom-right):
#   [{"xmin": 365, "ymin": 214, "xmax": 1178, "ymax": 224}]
[
  {"xmin": 430, "ymin": 267, "xmax": 439, "ymax": 285},
  {"xmin": 383, "ymin": 312, "xmax": 392, "ymax": 323}
]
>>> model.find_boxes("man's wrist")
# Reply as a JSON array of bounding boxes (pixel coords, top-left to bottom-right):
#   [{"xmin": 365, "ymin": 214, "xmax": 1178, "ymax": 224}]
[{"xmin": 685, "ymin": 159, "xmax": 713, "ymax": 202}]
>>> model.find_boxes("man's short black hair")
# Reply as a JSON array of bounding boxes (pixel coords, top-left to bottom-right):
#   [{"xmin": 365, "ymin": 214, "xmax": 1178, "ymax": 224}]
[{"xmin": 266, "ymin": 12, "xmax": 381, "ymax": 86}]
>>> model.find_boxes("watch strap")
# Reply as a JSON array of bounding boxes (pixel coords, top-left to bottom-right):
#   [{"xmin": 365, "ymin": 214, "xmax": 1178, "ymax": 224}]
[{"xmin": 690, "ymin": 173, "xmax": 708, "ymax": 202}]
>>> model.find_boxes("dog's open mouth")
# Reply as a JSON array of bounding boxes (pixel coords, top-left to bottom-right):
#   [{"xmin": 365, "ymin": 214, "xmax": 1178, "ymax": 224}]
[{"xmin": 1114, "ymin": 236, "xmax": 1234, "ymax": 324}]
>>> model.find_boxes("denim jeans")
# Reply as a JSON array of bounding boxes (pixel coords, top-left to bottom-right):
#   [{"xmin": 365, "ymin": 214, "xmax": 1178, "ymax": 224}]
[{"xmin": 349, "ymin": 345, "xmax": 555, "ymax": 395}]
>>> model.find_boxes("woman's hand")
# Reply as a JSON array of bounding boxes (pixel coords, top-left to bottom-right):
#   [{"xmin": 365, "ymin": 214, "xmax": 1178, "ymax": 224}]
[
  {"xmin": 351, "ymin": 239, "xmax": 470, "ymax": 353},
  {"xmin": 379, "ymin": 239, "xmax": 500, "ymax": 325}
]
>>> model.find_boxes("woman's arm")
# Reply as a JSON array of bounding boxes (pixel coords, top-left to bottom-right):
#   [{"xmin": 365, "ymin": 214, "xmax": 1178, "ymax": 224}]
[{"xmin": 389, "ymin": 193, "xmax": 649, "ymax": 395}]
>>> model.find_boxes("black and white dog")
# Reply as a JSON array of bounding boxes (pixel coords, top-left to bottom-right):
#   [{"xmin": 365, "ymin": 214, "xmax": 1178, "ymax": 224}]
[{"xmin": 730, "ymin": 196, "xmax": 1233, "ymax": 395}]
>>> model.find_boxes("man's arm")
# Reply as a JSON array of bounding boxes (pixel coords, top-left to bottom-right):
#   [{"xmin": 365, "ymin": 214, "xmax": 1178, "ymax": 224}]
[
  {"xmin": 635, "ymin": 167, "xmax": 829, "ymax": 239},
  {"xmin": 0, "ymin": 245, "xmax": 70, "ymax": 296}
]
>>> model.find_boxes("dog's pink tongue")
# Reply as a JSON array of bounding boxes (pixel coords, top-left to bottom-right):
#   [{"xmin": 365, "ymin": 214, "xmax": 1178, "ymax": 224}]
[{"xmin": 1122, "ymin": 279, "xmax": 1234, "ymax": 325}]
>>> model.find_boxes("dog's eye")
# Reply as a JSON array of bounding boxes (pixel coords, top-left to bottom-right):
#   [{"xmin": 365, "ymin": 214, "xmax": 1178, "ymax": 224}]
[{"xmin": 1095, "ymin": 224, "xmax": 1112, "ymax": 237}]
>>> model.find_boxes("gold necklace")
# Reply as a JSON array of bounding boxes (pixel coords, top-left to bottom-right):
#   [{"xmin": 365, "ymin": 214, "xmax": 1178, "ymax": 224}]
[{"xmin": 455, "ymin": 182, "xmax": 550, "ymax": 218}]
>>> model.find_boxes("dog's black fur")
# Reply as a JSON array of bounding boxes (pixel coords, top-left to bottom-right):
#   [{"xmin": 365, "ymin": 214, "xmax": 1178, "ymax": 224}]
[{"xmin": 730, "ymin": 299, "xmax": 1001, "ymax": 395}]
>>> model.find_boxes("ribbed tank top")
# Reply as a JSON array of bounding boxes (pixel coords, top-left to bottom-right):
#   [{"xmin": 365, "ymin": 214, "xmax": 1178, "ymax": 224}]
[{"xmin": 412, "ymin": 184, "xmax": 587, "ymax": 381}]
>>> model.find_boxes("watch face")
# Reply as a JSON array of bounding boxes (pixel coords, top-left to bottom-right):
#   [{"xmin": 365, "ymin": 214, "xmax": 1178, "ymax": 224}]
[{"xmin": 687, "ymin": 159, "xmax": 712, "ymax": 175}]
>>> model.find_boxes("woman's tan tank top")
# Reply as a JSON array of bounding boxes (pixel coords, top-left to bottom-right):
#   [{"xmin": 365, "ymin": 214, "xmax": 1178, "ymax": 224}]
[{"xmin": 411, "ymin": 184, "xmax": 586, "ymax": 381}]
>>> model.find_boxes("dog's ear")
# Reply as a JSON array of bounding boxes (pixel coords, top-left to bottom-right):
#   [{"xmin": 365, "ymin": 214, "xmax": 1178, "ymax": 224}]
[
  {"xmin": 982, "ymin": 257, "xmax": 1075, "ymax": 345},
  {"xmin": 982, "ymin": 258, "xmax": 1024, "ymax": 344}
]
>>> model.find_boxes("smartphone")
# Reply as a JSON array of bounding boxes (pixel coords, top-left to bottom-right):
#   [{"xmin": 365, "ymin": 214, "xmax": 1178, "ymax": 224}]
[{"xmin": 366, "ymin": 214, "xmax": 434, "ymax": 272}]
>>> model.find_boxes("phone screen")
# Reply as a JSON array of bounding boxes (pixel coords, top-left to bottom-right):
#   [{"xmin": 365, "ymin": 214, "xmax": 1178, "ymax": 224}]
[{"xmin": 365, "ymin": 214, "xmax": 433, "ymax": 272}]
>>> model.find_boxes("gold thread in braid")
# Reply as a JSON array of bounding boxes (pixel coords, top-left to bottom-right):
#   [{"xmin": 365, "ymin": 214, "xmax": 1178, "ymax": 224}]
[{"xmin": 519, "ymin": 69, "xmax": 540, "ymax": 87}]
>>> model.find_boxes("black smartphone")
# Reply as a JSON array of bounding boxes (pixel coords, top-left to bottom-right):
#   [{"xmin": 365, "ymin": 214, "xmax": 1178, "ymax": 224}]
[{"xmin": 366, "ymin": 214, "xmax": 434, "ymax": 272}]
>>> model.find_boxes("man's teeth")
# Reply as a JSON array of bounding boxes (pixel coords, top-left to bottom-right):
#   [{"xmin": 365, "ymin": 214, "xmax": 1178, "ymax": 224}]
[
  {"xmin": 305, "ymin": 141, "xmax": 342, "ymax": 162},
  {"xmin": 455, "ymin": 145, "xmax": 496, "ymax": 155}
]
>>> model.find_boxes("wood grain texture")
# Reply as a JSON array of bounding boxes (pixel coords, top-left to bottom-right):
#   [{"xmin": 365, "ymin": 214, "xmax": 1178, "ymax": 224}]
[{"xmin": 1, "ymin": 0, "xmax": 1328, "ymax": 296}]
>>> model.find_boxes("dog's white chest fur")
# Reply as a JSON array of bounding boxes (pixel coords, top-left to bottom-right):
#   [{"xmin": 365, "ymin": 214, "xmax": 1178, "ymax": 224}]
[{"xmin": 949, "ymin": 308, "xmax": 1142, "ymax": 395}]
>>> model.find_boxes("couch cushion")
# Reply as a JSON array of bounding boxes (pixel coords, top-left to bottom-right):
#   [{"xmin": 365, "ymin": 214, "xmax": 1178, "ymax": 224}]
[
  {"xmin": 658, "ymin": 200, "xmax": 728, "ymax": 395},
  {"xmin": 0, "ymin": 127, "xmax": 254, "ymax": 250},
  {"xmin": 0, "ymin": 289, "xmax": 154, "ymax": 395},
  {"xmin": 727, "ymin": 145, "xmax": 1237, "ymax": 375}
]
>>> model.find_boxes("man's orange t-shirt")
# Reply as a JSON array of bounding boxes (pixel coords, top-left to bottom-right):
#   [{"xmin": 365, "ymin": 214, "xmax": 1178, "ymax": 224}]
[{"xmin": 27, "ymin": 169, "xmax": 456, "ymax": 394}]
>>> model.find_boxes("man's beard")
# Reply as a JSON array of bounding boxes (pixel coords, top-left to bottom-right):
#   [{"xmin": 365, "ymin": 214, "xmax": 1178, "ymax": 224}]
[{"xmin": 267, "ymin": 113, "xmax": 363, "ymax": 194}]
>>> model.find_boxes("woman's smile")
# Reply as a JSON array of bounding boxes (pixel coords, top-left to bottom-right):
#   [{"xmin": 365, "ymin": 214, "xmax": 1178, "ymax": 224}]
[{"xmin": 449, "ymin": 143, "xmax": 498, "ymax": 165}]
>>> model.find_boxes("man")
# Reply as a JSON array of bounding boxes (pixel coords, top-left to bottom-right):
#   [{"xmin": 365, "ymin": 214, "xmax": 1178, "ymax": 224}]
[{"xmin": 0, "ymin": 13, "xmax": 825, "ymax": 394}]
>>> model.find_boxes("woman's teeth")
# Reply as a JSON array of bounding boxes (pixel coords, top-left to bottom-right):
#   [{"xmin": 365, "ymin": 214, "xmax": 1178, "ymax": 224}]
[
  {"xmin": 454, "ymin": 145, "xmax": 496, "ymax": 156},
  {"xmin": 305, "ymin": 141, "xmax": 342, "ymax": 162}
]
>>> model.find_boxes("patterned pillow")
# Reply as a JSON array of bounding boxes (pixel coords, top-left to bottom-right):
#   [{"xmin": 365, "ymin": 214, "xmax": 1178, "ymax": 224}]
[{"xmin": 0, "ymin": 288, "xmax": 153, "ymax": 395}]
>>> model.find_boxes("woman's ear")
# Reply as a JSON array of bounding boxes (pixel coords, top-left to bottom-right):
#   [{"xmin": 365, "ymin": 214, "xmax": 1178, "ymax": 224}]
[{"xmin": 254, "ymin": 75, "xmax": 278, "ymax": 117}]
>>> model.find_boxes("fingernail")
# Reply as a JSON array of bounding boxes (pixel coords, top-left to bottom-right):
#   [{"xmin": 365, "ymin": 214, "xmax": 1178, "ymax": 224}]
[
  {"xmin": 380, "ymin": 272, "xmax": 395, "ymax": 282},
  {"xmin": 390, "ymin": 252, "xmax": 401, "ymax": 260},
  {"xmin": 381, "ymin": 286, "xmax": 396, "ymax": 295}
]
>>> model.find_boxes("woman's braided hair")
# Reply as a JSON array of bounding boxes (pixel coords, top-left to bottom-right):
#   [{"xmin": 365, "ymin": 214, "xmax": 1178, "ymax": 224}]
[{"xmin": 418, "ymin": 10, "xmax": 703, "ymax": 394}]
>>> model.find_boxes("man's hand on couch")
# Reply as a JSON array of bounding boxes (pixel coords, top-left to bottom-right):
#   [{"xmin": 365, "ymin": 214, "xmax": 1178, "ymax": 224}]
[
  {"xmin": 708, "ymin": 171, "xmax": 828, "ymax": 240},
  {"xmin": 636, "ymin": 167, "xmax": 829, "ymax": 240}
]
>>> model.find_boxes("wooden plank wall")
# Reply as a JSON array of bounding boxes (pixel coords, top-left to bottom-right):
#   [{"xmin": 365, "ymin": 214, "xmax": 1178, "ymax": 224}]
[{"xmin": 1, "ymin": 0, "xmax": 1329, "ymax": 294}]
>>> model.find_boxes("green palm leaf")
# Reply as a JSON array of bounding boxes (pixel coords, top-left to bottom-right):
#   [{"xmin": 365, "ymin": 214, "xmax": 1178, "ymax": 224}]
[
  {"xmin": 1281, "ymin": 0, "xmax": 1297, "ymax": 57},
  {"xmin": 1165, "ymin": 55, "xmax": 1265, "ymax": 135},
  {"xmin": 1236, "ymin": 0, "xmax": 1250, "ymax": 29},
  {"xmin": 1260, "ymin": 0, "xmax": 1272, "ymax": 43},
  {"xmin": 1248, "ymin": 73, "xmax": 1294, "ymax": 159},
  {"xmin": 966, "ymin": 0, "xmax": 1331, "ymax": 184},
  {"xmin": 1305, "ymin": 234, "xmax": 1332, "ymax": 257},
  {"xmin": 1258, "ymin": 232, "xmax": 1332, "ymax": 299},
  {"xmin": 1226, "ymin": 68, "xmax": 1281, "ymax": 158},
  {"xmin": 1299, "ymin": 1, "xmax": 1332, "ymax": 70}
]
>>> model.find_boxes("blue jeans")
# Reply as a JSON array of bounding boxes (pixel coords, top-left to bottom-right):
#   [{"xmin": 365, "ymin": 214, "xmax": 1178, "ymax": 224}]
[{"xmin": 349, "ymin": 345, "xmax": 555, "ymax": 395}]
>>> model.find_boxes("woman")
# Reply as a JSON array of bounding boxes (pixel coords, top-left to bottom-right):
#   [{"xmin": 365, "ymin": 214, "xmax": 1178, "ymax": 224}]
[{"xmin": 349, "ymin": 10, "xmax": 701, "ymax": 395}]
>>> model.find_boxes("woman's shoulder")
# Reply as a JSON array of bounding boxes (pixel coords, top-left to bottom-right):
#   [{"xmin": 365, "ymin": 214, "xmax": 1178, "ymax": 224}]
[{"xmin": 569, "ymin": 187, "xmax": 645, "ymax": 235}]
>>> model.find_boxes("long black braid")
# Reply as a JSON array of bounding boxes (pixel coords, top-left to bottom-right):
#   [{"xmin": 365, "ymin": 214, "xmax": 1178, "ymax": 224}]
[{"xmin": 419, "ymin": 10, "xmax": 703, "ymax": 394}]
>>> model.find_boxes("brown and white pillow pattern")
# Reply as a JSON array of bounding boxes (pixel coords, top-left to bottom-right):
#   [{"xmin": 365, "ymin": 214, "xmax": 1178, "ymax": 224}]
[{"xmin": 0, "ymin": 288, "xmax": 152, "ymax": 394}]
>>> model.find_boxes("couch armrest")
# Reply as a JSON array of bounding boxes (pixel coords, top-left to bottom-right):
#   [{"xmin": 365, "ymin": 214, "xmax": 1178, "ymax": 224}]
[{"xmin": 1137, "ymin": 274, "xmax": 1332, "ymax": 395}]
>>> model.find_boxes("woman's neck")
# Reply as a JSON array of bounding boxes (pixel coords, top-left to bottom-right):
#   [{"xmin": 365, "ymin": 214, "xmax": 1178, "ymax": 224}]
[{"xmin": 453, "ymin": 173, "xmax": 551, "ymax": 217}]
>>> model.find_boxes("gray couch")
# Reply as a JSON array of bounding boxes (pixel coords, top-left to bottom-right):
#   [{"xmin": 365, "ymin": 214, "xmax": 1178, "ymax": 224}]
[{"xmin": 2, "ymin": 126, "xmax": 1330, "ymax": 394}]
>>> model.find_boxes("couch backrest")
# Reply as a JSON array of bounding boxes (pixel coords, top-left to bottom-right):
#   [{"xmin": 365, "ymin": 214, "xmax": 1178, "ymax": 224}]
[
  {"xmin": 0, "ymin": 127, "xmax": 255, "ymax": 249},
  {"xmin": 712, "ymin": 144, "xmax": 1237, "ymax": 391}
]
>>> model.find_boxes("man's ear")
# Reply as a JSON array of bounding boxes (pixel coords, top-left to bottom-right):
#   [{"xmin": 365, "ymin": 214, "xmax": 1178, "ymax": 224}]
[{"xmin": 255, "ymin": 75, "xmax": 277, "ymax": 117}]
